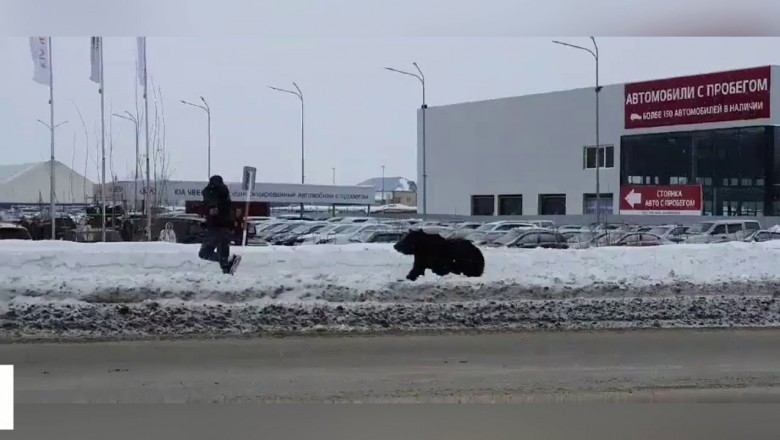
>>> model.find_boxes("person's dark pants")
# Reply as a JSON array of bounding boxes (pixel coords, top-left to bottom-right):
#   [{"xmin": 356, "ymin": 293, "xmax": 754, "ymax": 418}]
[{"xmin": 198, "ymin": 228, "xmax": 232, "ymax": 272}]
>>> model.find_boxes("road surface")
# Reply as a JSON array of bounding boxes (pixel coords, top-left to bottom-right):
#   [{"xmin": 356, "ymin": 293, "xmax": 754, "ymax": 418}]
[{"xmin": 4, "ymin": 329, "xmax": 780, "ymax": 403}]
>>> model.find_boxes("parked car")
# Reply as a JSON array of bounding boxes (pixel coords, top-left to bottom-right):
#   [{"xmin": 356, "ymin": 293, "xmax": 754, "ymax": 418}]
[
  {"xmin": 349, "ymin": 230, "xmax": 407, "ymax": 244},
  {"xmin": 743, "ymin": 230, "xmax": 780, "ymax": 243},
  {"xmin": 502, "ymin": 231, "xmax": 569, "ymax": 249},
  {"xmin": 684, "ymin": 220, "xmax": 761, "ymax": 244},
  {"xmin": 607, "ymin": 232, "xmax": 673, "ymax": 247},
  {"xmin": 561, "ymin": 230, "xmax": 596, "ymax": 247},
  {"xmin": 0, "ymin": 222, "xmax": 32, "ymax": 240},
  {"xmin": 317, "ymin": 224, "xmax": 391, "ymax": 244},
  {"xmin": 269, "ymin": 222, "xmax": 330, "ymax": 246},
  {"xmin": 485, "ymin": 228, "xmax": 549, "ymax": 247},
  {"xmin": 645, "ymin": 224, "xmax": 688, "ymax": 243}
]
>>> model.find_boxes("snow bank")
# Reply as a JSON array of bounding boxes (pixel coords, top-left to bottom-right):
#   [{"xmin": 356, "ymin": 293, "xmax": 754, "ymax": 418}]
[
  {"xmin": 2, "ymin": 240, "xmax": 780, "ymax": 339},
  {"xmin": 1, "ymin": 240, "xmax": 779, "ymax": 305}
]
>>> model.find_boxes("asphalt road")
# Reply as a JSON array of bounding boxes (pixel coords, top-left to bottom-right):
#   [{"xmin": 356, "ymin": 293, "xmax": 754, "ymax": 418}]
[{"xmin": 4, "ymin": 329, "xmax": 780, "ymax": 403}]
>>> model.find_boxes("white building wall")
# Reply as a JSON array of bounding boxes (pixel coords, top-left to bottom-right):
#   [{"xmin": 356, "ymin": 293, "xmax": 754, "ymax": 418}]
[{"xmin": 418, "ymin": 65, "xmax": 780, "ymax": 216}]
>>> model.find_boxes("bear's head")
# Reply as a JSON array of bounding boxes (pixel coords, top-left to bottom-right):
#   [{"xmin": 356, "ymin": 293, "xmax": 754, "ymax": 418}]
[{"xmin": 393, "ymin": 228, "xmax": 426, "ymax": 255}]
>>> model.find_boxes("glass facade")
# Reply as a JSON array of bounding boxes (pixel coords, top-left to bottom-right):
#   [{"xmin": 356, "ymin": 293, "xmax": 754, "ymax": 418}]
[{"xmin": 621, "ymin": 126, "xmax": 777, "ymax": 216}]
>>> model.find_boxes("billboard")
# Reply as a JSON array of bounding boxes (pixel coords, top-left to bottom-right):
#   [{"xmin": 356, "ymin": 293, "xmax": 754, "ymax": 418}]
[
  {"xmin": 619, "ymin": 185, "xmax": 703, "ymax": 215},
  {"xmin": 624, "ymin": 66, "xmax": 771, "ymax": 129},
  {"xmin": 100, "ymin": 181, "xmax": 375, "ymax": 205}
]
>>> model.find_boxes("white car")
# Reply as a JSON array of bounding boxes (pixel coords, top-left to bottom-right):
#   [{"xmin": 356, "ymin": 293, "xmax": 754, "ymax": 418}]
[{"xmin": 318, "ymin": 224, "xmax": 391, "ymax": 244}]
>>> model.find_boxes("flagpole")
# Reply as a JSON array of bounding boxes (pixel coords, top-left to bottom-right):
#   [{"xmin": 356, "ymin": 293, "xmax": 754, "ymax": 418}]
[
  {"xmin": 48, "ymin": 37, "xmax": 56, "ymax": 240},
  {"xmin": 142, "ymin": 37, "xmax": 152, "ymax": 241},
  {"xmin": 99, "ymin": 38, "xmax": 107, "ymax": 242}
]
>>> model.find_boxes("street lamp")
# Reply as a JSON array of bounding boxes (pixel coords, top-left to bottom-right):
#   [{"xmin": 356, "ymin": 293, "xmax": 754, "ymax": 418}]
[
  {"xmin": 553, "ymin": 37, "xmax": 601, "ymax": 224},
  {"xmin": 332, "ymin": 167, "xmax": 336, "ymax": 185},
  {"xmin": 180, "ymin": 97, "xmax": 211, "ymax": 179},
  {"xmin": 37, "ymin": 118, "xmax": 68, "ymax": 240},
  {"xmin": 381, "ymin": 165, "xmax": 386, "ymax": 205},
  {"xmin": 112, "ymin": 111, "xmax": 139, "ymax": 213},
  {"xmin": 268, "ymin": 82, "xmax": 304, "ymax": 218},
  {"xmin": 385, "ymin": 62, "xmax": 426, "ymax": 219}
]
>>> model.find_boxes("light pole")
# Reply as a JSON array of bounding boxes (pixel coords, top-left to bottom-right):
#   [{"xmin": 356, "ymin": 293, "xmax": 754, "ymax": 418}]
[
  {"xmin": 180, "ymin": 97, "xmax": 211, "ymax": 179},
  {"xmin": 37, "ymin": 118, "xmax": 68, "ymax": 239},
  {"xmin": 385, "ymin": 63, "xmax": 426, "ymax": 219},
  {"xmin": 332, "ymin": 167, "xmax": 336, "ymax": 185},
  {"xmin": 112, "ymin": 111, "xmax": 139, "ymax": 213},
  {"xmin": 553, "ymin": 37, "xmax": 601, "ymax": 224},
  {"xmin": 381, "ymin": 165, "xmax": 386, "ymax": 205},
  {"xmin": 268, "ymin": 82, "xmax": 304, "ymax": 218}
]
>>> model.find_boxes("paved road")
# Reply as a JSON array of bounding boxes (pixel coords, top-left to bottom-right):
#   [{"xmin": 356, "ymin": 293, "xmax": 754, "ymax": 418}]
[{"xmin": 4, "ymin": 329, "xmax": 780, "ymax": 403}]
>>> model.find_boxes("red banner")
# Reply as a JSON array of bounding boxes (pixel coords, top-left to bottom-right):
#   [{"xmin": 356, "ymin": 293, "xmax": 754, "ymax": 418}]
[
  {"xmin": 619, "ymin": 185, "xmax": 703, "ymax": 215},
  {"xmin": 624, "ymin": 66, "xmax": 771, "ymax": 129}
]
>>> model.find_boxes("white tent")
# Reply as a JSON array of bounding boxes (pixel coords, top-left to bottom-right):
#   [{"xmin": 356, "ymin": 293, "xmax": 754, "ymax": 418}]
[{"xmin": 0, "ymin": 160, "xmax": 94, "ymax": 204}]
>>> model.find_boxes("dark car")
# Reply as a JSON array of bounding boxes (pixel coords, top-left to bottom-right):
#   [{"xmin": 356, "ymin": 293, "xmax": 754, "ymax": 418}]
[
  {"xmin": 0, "ymin": 223, "xmax": 32, "ymax": 240},
  {"xmin": 504, "ymin": 231, "xmax": 569, "ymax": 249}
]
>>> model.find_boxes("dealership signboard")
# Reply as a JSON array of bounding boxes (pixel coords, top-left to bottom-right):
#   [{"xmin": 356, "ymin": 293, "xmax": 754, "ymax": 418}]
[
  {"xmin": 99, "ymin": 180, "xmax": 375, "ymax": 205},
  {"xmin": 624, "ymin": 66, "xmax": 771, "ymax": 129},
  {"xmin": 619, "ymin": 185, "xmax": 703, "ymax": 215}
]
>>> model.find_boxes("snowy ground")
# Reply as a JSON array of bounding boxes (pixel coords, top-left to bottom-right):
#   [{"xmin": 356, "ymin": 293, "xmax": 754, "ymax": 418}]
[{"xmin": 1, "ymin": 240, "xmax": 780, "ymax": 340}]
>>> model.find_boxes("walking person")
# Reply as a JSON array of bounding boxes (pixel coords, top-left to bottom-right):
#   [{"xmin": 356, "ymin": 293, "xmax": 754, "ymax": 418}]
[
  {"xmin": 198, "ymin": 175, "xmax": 242, "ymax": 274},
  {"xmin": 158, "ymin": 221, "xmax": 177, "ymax": 243}
]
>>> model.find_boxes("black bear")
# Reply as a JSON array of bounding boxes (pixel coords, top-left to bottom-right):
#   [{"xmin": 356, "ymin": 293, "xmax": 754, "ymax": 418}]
[{"xmin": 393, "ymin": 228, "xmax": 485, "ymax": 281}]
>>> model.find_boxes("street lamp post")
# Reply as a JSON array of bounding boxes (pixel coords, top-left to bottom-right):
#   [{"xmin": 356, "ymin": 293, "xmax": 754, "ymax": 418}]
[
  {"xmin": 112, "ymin": 111, "xmax": 139, "ymax": 213},
  {"xmin": 268, "ymin": 82, "xmax": 305, "ymax": 218},
  {"xmin": 381, "ymin": 165, "xmax": 386, "ymax": 205},
  {"xmin": 553, "ymin": 37, "xmax": 601, "ymax": 224},
  {"xmin": 180, "ymin": 97, "xmax": 211, "ymax": 179},
  {"xmin": 385, "ymin": 62, "xmax": 426, "ymax": 219},
  {"xmin": 37, "ymin": 119, "xmax": 68, "ymax": 240},
  {"xmin": 332, "ymin": 167, "xmax": 336, "ymax": 185}
]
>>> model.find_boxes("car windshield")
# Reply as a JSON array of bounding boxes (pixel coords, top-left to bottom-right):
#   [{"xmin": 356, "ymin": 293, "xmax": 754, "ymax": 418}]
[
  {"xmin": 648, "ymin": 227, "xmax": 672, "ymax": 235},
  {"xmin": 493, "ymin": 230, "xmax": 523, "ymax": 245},
  {"xmin": 292, "ymin": 224, "xmax": 321, "ymax": 234},
  {"xmin": 596, "ymin": 232, "xmax": 623, "ymax": 245},
  {"xmin": 475, "ymin": 223, "xmax": 499, "ymax": 232},
  {"xmin": 687, "ymin": 222, "xmax": 714, "ymax": 234},
  {"xmin": 335, "ymin": 225, "xmax": 360, "ymax": 234},
  {"xmin": 264, "ymin": 223, "xmax": 290, "ymax": 233}
]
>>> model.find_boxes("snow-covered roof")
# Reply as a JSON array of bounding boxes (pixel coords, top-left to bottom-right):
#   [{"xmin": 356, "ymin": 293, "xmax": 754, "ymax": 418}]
[
  {"xmin": 357, "ymin": 176, "xmax": 417, "ymax": 193},
  {"xmin": 0, "ymin": 162, "xmax": 39, "ymax": 183}
]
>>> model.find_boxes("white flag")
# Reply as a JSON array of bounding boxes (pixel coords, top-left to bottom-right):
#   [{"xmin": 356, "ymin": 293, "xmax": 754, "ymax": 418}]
[
  {"xmin": 90, "ymin": 37, "xmax": 102, "ymax": 84},
  {"xmin": 136, "ymin": 37, "xmax": 146, "ymax": 86},
  {"xmin": 29, "ymin": 36, "xmax": 51, "ymax": 86}
]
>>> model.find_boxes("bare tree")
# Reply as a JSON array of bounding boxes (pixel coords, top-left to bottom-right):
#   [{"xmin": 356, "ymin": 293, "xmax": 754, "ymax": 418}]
[
  {"xmin": 72, "ymin": 101, "xmax": 91, "ymax": 204},
  {"xmin": 70, "ymin": 132, "xmax": 76, "ymax": 203},
  {"xmin": 148, "ymin": 79, "xmax": 174, "ymax": 211}
]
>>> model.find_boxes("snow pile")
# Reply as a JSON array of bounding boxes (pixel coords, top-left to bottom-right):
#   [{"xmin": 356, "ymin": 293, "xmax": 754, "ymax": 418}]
[
  {"xmin": 769, "ymin": 224, "xmax": 780, "ymax": 233},
  {"xmin": 1, "ymin": 240, "xmax": 780, "ymax": 305},
  {"xmin": 1, "ymin": 240, "xmax": 780, "ymax": 339}
]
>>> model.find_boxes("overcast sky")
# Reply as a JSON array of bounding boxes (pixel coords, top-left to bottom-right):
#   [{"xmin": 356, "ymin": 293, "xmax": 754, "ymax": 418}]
[{"xmin": 2, "ymin": 36, "xmax": 780, "ymax": 185}]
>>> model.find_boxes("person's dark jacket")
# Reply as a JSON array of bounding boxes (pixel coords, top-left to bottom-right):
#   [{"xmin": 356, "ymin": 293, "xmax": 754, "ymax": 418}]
[{"xmin": 202, "ymin": 175, "xmax": 233, "ymax": 229}]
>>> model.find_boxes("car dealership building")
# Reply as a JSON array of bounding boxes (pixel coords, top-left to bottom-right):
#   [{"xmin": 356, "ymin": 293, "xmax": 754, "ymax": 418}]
[{"xmin": 419, "ymin": 65, "xmax": 780, "ymax": 217}]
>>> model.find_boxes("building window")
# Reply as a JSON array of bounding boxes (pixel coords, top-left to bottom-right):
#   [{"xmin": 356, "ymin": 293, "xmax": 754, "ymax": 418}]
[
  {"xmin": 583, "ymin": 193, "xmax": 614, "ymax": 215},
  {"xmin": 538, "ymin": 194, "xmax": 566, "ymax": 215},
  {"xmin": 670, "ymin": 176, "xmax": 688, "ymax": 184},
  {"xmin": 498, "ymin": 194, "xmax": 523, "ymax": 215},
  {"xmin": 584, "ymin": 145, "xmax": 615, "ymax": 169},
  {"xmin": 471, "ymin": 195, "xmax": 495, "ymax": 216},
  {"xmin": 622, "ymin": 126, "xmax": 774, "ymax": 215}
]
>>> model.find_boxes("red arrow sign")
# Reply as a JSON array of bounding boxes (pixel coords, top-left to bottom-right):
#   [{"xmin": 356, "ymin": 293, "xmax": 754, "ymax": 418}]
[{"xmin": 619, "ymin": 185, "xmax": 703, "ymax": 215}]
